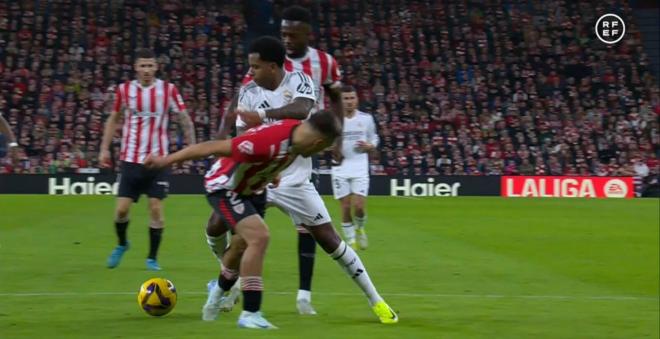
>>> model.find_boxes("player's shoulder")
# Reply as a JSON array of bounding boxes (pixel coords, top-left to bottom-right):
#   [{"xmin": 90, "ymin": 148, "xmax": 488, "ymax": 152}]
[
  {"xmin": 285, "ymin": 71, "xmax": 313, "ymax": 85},
  {"xmin": 356, "ymin": 110, "xmax": 375, "ymax": 119},
  {"xmin": 309, "ymin": 46, "xmax": 336, "ymax": 62},
  {"xmin": 241, "ymin": 81, "xmax": 260, "ymax": 93}
]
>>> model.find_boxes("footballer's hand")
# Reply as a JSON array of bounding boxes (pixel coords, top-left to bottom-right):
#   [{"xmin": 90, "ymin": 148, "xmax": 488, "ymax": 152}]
[
  {"xmin": 144, "ymin": 155, "xmax": 168, "ymax": 169},
  {"xmin": 268, "ymin": 175, "xmax": 281, "ymax": 189},
  {"xmin": 237, "ymin": 110, "xmax": 262, "ymax": 128},
  {"xmin": 99, "ymin": 149, "xmax": 112, "ymax": 168},
  {"xmin": 355, "ymin": 140, "xmax": 373, "ymax": 153}
]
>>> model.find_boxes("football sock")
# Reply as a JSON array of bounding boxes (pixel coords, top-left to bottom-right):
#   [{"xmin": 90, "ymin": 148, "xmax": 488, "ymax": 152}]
[
  {"xmin": 241, "ymin": 276, "xmax": 263, "ymax": 312},
  {"xmin": 206, "ymin": 232, "xmax": 228, "ymax": 262},
  {"xmin": 355, "ymin": 215, "xmax": 366, "ymax": 230},
  {"xmin": 341, "ymin": 222, "xmax": 356, "ymax": 240},
  {"xmin": 298, "ymin": 231, "xmax": 316, "ymax": 294},
  {"xmin": 331, "ymin": 241, "xmax": 383, "ymax": 306},
  {"xmin": 219, "ymin": 267, "xmax": 239, "ymax": 291},
  {"xmin": 297, "ymin": 289, "xmax": 311, "ymax": 302},
  {"xmin": 148, "ymin": 227, "xmax": 163, "ymax": 260},
  {"xmin": 115, "ymin": 219, "xmax": 129, "ymax": 246}
]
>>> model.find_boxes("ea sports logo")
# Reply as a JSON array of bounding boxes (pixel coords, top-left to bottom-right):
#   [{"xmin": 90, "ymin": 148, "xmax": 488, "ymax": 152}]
[
  {"xmin": 595, "ymin": 13, "xmax": 625, "ymax": 44},
  {"xmin": 604, "ymin": 179, "xmax": 628, "ymax": 198}
]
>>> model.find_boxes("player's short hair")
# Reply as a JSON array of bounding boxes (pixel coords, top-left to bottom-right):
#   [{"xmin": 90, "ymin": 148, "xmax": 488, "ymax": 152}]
[
  {"xmin": 135, "ymin": 48, "xmax": 156, "ymax": 60},
  {"xmin": 281, "ymin": 5, "xmax": 312, "ymax": 25},
  {"xmin": 341, "ymin": 85, "xmax": 356, "ymax": 93},
  {"xmin": 249, "ymin": 37, "xmax": 286, "ymax": 67},
  {"xmin": 307, "ymin": 110, "xmax": 342, "ymax": 141}
]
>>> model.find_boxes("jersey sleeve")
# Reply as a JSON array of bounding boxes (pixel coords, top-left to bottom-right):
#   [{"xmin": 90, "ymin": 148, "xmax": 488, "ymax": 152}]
[
  {"xmin": 230, "ymin": 126, "xmax": 276, "ymax": 163},
  {"xmin": 368, "ymin": 115, "xmax": 380, "ymax": 147},
  {"xmin": 290, "ymin": 72, "xmax": 317, "ymax": 103},
  {"xmin": 112, "ymin": 85, "xmax": 123, "ymax": 112},
  {"xmin": 169, "ymin": 85, "xmax": 186, "ymax": 113},
  {"xmin": 235, "ymin": 85, "xmax": 256, "ymax": 130},
  {"xmin": 325, "ymin": 55, "xmax": 342, "ymax": 87}
]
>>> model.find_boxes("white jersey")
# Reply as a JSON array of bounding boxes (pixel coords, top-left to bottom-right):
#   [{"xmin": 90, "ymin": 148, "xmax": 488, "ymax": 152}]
[
  {"xmin": 331, "ymin": 110, "xmax": 379, "ymax": 177},
  {"xmin": 237, "ymin": 71, "xmax": 317, "ymax": 186},
  {"xmin": 113, "ymin": 79, "xmax": 186, "ymax": 164}
]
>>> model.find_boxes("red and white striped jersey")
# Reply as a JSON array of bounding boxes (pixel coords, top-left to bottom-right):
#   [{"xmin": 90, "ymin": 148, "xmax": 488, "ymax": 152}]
[
  {"xmin": 112, "ymin": 79, "xmax": 186, "ymax": 164},
  {"xmin": 204, "ymin": 120, "xmax": 301, "ymax": 195},
  {"xmin": 243, "ymin": 47, "xmax": 341, "ymax": 110}
]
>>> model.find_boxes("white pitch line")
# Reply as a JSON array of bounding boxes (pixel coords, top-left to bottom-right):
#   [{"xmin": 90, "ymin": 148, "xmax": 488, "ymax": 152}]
[{"xmin": 0, "ymin": 291, "xmax": 656, "ymax": 301}]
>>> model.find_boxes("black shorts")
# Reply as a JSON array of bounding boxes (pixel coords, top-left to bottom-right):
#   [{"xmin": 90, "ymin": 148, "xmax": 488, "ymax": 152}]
[
  {"xmin": 117, "ymin": 161, "xmax": 170, "ymax": 202},
  {"xmin": 207, "ymin": 190, "xmax": 267, "ymax": 230}
]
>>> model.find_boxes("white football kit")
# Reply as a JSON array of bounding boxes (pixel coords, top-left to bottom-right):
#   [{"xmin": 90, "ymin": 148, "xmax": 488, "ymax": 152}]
[
  {"xmin": 237, "ymin": 71, "xmax": 332, "ymax": 226},
  {"xmin": 331, "ymin": 110, "xmax": 379, "ymax": 199}
]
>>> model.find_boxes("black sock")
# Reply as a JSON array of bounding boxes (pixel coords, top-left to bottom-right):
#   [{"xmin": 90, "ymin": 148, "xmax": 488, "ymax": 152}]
[
  {"xmin": 219, "ymin": 268, "xmax": 239, "ymax": 291},
  {"xmin": 298, "ymin": 232, "xmax": 316, "ymax": 291},
  {"xmin": 148, "ymin": 227, "xmax": 163, "ymax": 260},
  {"xmin": 115, "ymin": 220, "xmax": 129, "ymax": 246},
  {"xmin": 242, "ymin": 290, "xmax": 262, "ymax": 313}
]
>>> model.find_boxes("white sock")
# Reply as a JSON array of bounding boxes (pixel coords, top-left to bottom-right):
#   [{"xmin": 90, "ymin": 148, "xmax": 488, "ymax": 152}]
[
  {"xmin": 297, "ymin": 289, "xmax": 311, "ymax": 302},
  {"xmin": 331, "ymin": 241, "xmax": 383, "ymax": 306},
  {"xmin": 341, "ymin": 222, "xmax": 356, "ymax": 240},
  {"xmin": 355, "ymin": 216, "xmax": 366, "ymax": 230},
  {"xmin": 206, "ymin": 232, "xmax": 228, "ymax": 263}
]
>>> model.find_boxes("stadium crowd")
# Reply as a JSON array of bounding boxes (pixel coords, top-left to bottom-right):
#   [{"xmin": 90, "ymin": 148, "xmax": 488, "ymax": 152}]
[{"xmin": 0, "ymin": 0, "xmax": 658, "ymax": 184}]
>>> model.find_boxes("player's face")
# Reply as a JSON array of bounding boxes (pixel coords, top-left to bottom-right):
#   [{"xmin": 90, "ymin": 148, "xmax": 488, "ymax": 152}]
[
  {"xmin": 281, "ymin": 21, "xmax": 310, "ymax": 58},
  {"xmin": 248, "ymin": 53, "xmax": 277, "ymax": 88},
  {"xmin": 134, "ymin": 58, "xmax": 158, "ymax": 85},
  {"xmin": 342, "ymin": 91, "xmax": 358, "ymax": 113}
]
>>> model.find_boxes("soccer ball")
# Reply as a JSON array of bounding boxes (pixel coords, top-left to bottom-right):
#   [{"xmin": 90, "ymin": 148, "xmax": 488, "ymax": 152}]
[{"xmin": 137, "ymin": 278, "xmax": 177, "ymax": 316}]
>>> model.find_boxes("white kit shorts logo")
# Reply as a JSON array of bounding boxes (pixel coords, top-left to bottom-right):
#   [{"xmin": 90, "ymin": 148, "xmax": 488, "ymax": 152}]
[
  {"xmin": 603, "ymin": 179, "xmax": 627, "ymax": 198},
  {"xmin": 595, "ymin": 13, "xmax": 625, "ymax": 44}
]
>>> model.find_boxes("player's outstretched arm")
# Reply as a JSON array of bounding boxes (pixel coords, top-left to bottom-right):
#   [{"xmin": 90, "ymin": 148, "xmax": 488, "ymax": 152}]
[
  {"xmin": 145, "ymin": 140, "xmax": 231, "ymax": 169},
  {"xmin": 216, "ymin": 93, "xmax": 239, "ymax": 140},
  {"xmin": 326, "ymin": 84, "xmax": 345, "ymax": 164},
  {"xmin": 99, "ymin": 109, "xmax": 122, "ymax": 167},
  {"xmin": 178, "ymin": 109, "xmax": 196, "ymax": 145}
]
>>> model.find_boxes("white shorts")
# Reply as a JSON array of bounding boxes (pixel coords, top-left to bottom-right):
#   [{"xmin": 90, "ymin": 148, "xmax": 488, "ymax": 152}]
[
  {"xmin": 267, "ymin": 181, "xmax": 332, "ymax": 226},
  {"xmin": 331, "ymin": 175, "xmax": 370, "ymax": 200}
]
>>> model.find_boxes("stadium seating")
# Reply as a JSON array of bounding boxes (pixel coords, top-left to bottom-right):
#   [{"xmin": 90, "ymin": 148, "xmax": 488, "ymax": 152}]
[{"xmin": 0, "ymin": 0, "xmax": 658, "ymax": 183}]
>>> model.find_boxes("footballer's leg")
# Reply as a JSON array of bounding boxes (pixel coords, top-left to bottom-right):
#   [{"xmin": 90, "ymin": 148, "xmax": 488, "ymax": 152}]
[
  {"xmin": 333, "ymin": 175, "xmax": 356, "ymax": 248},
  {"xmin": 107, "ymin": 196, "xmax": 133, "ymax": 268},
  {"xmin": 351, "ymin": 176, "xmax": 370, "ymax": 249},
  {"xmin": 145, "ymin": 198, "xmax": 164, "ymax": 270},
  {"xmin": 268, "ymin": 185, "xmax": 318, "ymax": 315},
  {"xmin": 306, "ymin": 223, "xmax": 398, "ymax": 324}
]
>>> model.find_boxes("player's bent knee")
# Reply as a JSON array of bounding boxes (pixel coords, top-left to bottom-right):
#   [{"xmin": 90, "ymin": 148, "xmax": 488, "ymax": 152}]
[{"xmin": 308, "ymin": 223, "xmax": 341, "ymax": 253}]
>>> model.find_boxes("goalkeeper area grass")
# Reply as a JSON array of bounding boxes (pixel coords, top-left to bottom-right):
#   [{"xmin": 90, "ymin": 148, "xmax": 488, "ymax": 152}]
[{"xmin": 1, "ymin": 195, "xmax": 658, "ymax": 338}]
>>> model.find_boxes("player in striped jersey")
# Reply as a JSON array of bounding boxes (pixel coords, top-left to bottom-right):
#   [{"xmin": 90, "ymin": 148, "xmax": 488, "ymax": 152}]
[
  {"xmin": 99, "ymin": 49, "xmax": 195, "ymax": 271},
  {"xmin": 211, "ymin": 6, "xmax": 345, "ymax": 315},
  {"xmin": 0, "ymin": 111, "xmax": 19, "ymax": 160},
  {"xmin": 205, "ymin": 36, "xmax": 397, "ymax": 325},
  {"xmin": 145, "ymin": 112, "xmax": 342, "ymax": 329}
]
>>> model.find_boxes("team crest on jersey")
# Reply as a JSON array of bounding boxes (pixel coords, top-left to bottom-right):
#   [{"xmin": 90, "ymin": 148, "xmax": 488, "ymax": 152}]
[
  {"xmin": 283, "ymin": 89, "xmax": 293, "ymax": 101},
  {"xmin": 233, "ymin": 203, "xmax": 245, "ymax": 214},
  {"xmin": 238, "ymin": 141, "xmax": 254, "ymax": 155}
]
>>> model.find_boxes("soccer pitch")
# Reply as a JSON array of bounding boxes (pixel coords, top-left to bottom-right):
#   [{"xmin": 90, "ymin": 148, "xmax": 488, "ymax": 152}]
[{"xmin": 1, "ymin": 195, "xmax": 658, "ymax": 339}]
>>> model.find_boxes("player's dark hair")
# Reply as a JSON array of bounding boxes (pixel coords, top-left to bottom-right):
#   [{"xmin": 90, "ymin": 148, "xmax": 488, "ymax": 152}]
[
  {"xmin": 341, "ymin": 84, "xmax": 356, "ymax": 93},
  {"xmin": 282, "ymin": 5, "xmax": 312, "ymax": 25},
  {"xmin": 307, "ymin": 110, "xmax": 342, "ymax": 141},
  {"xmin": 249, "ymin": 36, "xmax": 286, "ymax": 67},
  {"xmin": 135, "ymin": 48, "xmax": 156, "ymax": 60}
]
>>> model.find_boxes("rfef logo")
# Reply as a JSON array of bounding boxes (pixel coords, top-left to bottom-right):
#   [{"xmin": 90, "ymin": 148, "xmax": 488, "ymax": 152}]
[{"xmin": 595, "ymin": 13, "xmax": 625, "ymax": 44}]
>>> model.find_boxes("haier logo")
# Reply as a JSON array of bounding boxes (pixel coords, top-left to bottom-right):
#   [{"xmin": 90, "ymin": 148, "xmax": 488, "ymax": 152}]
[
  {"xmin": 390, "ymin": 178, "xmax": 461, "ymax": 197},
  {"xmin": 49, "ymin": 177, "xmax": 118, "ymax": 195}
]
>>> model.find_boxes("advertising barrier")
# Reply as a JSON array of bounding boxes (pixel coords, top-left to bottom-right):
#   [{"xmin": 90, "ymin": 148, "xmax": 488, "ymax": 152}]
[
  {"xmin": 501, "ymin": 176, "xmax": 634, "ymax": 198},
  {"xmin": 0, "ymin": 174, "xmax": 501, "ymax": 196},
  {"xmin": 0, "ymin": 174, "xmax": 643, "ymax": 198}
]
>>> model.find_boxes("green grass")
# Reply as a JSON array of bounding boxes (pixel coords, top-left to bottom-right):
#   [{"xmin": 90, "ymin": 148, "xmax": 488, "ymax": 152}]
[{"xmin": 0, "ymin": 195, "xmax": 658, "ymax": 338}]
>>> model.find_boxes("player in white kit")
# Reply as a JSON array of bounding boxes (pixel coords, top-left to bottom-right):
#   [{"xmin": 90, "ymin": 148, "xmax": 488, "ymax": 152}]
[
  {"xmin": 207, "ymin": 6, "xmax": 344, "ymax": 316},
  {"xmin": 331, "ymin": 86, "xmax": 379, "ymax": 250},
  {"xmin": 202, "ymin": 36, "xmax": 398, "ymax": 325}
]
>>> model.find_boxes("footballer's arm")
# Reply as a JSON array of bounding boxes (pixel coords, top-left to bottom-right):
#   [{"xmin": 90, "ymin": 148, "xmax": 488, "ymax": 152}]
[
  {"xmin": 177, "ymin": 109, "xmax": 197, "ymax": 145},
  {"xmin": 99, "ymin": 109, "xmax": 123, "ymax": 166},
  {"xmin": 237, "ymin": 97, "xmax": 314, "ymax": 127},
  {"xmin": 216, "ymin": 94, "xmax": 239, "ymax": 140},
  {"xmin": 145, "ymin": 140, "xmax": 232, "ymax": 169},
  {"xmin": 325, "ymin": 83, "xmax": 345, "ymax": 164}
]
